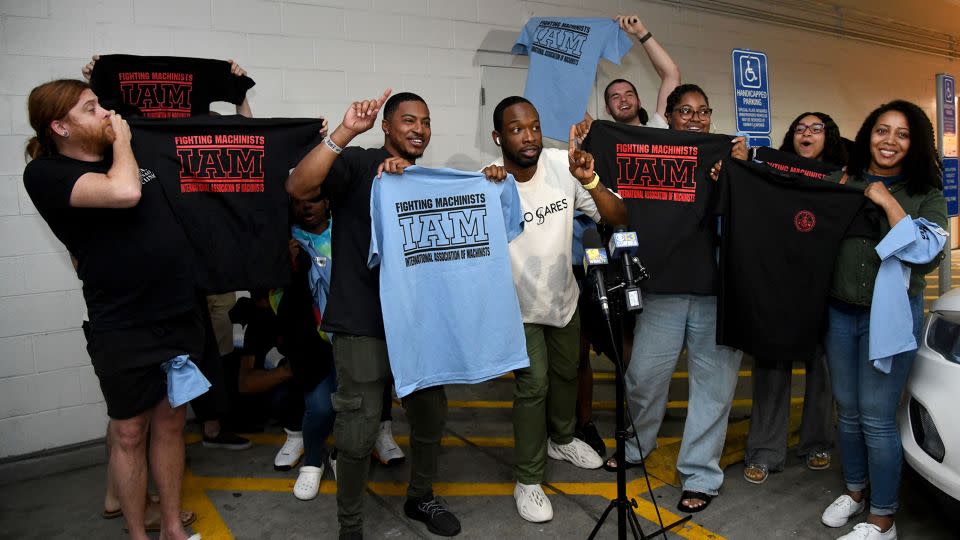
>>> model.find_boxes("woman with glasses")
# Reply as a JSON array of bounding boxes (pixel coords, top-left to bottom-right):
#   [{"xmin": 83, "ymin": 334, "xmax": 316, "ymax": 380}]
[
  {"xmin": 742, "ymin": 112, "xmax": 849, "ymax": 485},
  {"xmin": 781, "ymin": 112, "xmax": 849, "ymax": 166},
  {"xmin": 611, "ymin": 83, "xmax": 746, "ymax": 514}
]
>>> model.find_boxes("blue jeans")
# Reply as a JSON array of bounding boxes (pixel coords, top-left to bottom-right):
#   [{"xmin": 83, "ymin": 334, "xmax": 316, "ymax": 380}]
[
  {"xmin": 825, "ymin": 295, "xmax": 922, "ymax": 516},
  {"xmin": 624, "ymin": 294, "xmax": 743, "ymax": 495},
  {"xmin": 303, "ymin": 371, "xmax": 337, "ymax": 467}
]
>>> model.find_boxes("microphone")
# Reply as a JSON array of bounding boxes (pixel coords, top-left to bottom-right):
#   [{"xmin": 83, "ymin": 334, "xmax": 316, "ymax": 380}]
[
  {"xmin": 608, "ymin": 227, "xmax": 643, "ymax": 312},
  {"xmin": 583, "ymin": 246, "xmax": 610, "ymax": 320}
]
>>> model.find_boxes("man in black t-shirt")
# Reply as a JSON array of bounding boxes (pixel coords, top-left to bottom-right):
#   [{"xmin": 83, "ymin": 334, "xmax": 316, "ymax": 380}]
[
  {"xmin": 287, "ymin": 90, "xmax": 459, "ymax": 539},
  {"xmin": 23, "ymin": 80, "xmax": 200, "ymax": 540}
]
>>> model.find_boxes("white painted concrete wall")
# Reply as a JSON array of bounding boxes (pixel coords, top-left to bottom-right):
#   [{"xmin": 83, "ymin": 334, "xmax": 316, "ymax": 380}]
[{"xmin": 1, "ymin": 0, "xmax": 957, "ymax": 458}]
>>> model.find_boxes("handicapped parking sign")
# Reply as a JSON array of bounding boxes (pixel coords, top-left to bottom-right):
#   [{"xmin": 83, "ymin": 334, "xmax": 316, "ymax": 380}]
[
  {"xmin": 737, "ymin": 55, "xmax": 762, "ymax": 88},
  {"xmin": 732, "ymin": 49, "xmax": 770, "ymax": 134}
]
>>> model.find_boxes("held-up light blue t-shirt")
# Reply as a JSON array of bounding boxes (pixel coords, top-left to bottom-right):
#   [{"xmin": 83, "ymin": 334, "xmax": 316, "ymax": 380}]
[
  {"xmin": 513, "ymin": 17, "xmax": 633, "ymax": 141},
  {"xmin": 368, "ymin": 166, "xmax": 530, "ymax": 398}
]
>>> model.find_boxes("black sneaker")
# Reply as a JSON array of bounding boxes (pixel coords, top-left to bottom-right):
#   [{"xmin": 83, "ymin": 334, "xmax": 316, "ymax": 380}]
[
  {"xmin": 575, "ymin": 421, "xmax": 606, "ymax": 457},
  {"xmin": 404, "ymin": 494, "xmax": 461, "ymax": 536},
  {"xmin": 202, "ymin": 431, "xmax": 252, "ymax": 450}
]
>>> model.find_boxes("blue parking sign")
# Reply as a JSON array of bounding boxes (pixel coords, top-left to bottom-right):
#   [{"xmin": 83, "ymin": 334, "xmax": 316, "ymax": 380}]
[
  {"xmin": 944, "ymin": 157, "xmax": 958, "ymax": 217},
  {"xmin": 732, "ymin": 49, "xmax": 770, "ymax": 134}
]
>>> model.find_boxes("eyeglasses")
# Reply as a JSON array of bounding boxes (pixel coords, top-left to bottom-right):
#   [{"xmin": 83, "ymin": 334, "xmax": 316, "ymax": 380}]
[
  {"xmin": 673, "ymin": 106, "xmax": 713, "ymax": 119},
  {"xmin": 794, "ymin": 122, "xmax": 825, "ymax": 134}
]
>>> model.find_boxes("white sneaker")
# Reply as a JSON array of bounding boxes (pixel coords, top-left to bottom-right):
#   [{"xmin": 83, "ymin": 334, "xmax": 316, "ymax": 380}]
[
  {"xmin": 837, "ymin": 522, "xmax": 897, "ymax": 540},
  {"xmin": 274, "ymin": 429, "xmax": 304, "ymax": 471},
  {"xmin": 373, "ymin": 421, "xmax": 405, "ymax": 465},
  {"xmin": 547, "ymin": 437, "xmax": 603, "ymax": 469},
  {"xmin": 513, "ymin": 482, "xmax": 553, "ymax": 522},
  {"xmin": 822, "ymin": 494, "xmax": 866, "ymax": 527},
  {"xmin": 293, "ymin": 465, "xmax": 324, "ymax": 501},
  {"xmin": 329, "ymin": 451, "xmax": 337, "ymax": 481}
]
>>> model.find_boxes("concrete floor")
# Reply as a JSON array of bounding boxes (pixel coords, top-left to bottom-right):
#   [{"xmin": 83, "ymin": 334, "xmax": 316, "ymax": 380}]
[{"xmin": 1, "ymin": 354, "xmax": 957, "ymax": 540}]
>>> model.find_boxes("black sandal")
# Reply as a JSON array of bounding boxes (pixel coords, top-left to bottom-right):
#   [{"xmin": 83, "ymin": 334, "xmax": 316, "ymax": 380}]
[
  {"xmin": 602, "ymin": 456, "xmax": 643, "ymax": 473},
  {"xmin": 677, "ymin": 490, "xmax": 713, "ymax": 513}
]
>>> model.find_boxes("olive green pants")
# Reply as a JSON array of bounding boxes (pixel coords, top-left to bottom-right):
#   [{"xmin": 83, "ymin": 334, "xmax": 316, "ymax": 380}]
[
  {"xmin": 331, "ymin": 334, "xmax": 447, "ymax": 533},
  {"xmin": 513, "ymin": 309, "xmax": 581, "ymax": 485}
]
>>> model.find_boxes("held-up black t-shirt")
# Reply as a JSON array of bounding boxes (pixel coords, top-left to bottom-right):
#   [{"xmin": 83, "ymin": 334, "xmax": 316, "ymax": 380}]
[
  {"xmin": 90, "ymin": 54, "xmax": 255, "ymax": 118},
  {"xmin": 319, "ymin": 146, "xmax": 391, "ymax": 338},
  {"xmin": 582, "ymin": 120, "xmax": 731, "ymax": 294},
  {"xmin": 714, "ymin": 159, "xmax": 865, "ymax": 362},
  {"xmin": 130, "ymin": 116, "xmax": 323, "ymax": 293},
  {"xmin": 753, "ymin": 146, "xmax": 843, "ymax": 181},
  {"xmin": 23, "ymin": 154, "xmax": 196, "ymax": 329}
]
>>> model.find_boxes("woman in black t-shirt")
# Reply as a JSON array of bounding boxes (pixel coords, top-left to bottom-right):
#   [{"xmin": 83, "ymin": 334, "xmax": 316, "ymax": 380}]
[
  {"xmin": 614, "ymin": 84, "xmax": 745, "ymax": 514},
  {"xmin": 743, "ymin": 112, "xmax": 849, "ymax": 485}
]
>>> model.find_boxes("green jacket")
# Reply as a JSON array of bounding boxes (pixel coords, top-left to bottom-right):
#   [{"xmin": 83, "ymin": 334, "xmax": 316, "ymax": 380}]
[{"xmin": 830, "ymin": 174, "xmax": 947, "ymax": 305}]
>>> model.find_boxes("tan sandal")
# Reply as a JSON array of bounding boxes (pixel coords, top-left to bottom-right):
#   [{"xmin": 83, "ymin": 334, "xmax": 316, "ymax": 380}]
[
  {"xmin": 807, "ymin": 451, "xmax": 831, "ymax": 470},
  {"xmin": 743, "ymin": 463, "xmax": 768, "ymax": 484}
]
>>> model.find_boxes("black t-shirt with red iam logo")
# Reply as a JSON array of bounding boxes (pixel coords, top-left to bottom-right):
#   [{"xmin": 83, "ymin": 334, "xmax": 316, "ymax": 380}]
[
  {"xmin": 714, "ymin": 158, "xmax": 865, "ymax": 362},
  {"xmin": 130, "ymin": 116, "xmax": 323, "ymax": 293},
  {"xmin": 582, "ymin": 120, "xmax": 731, "ymax": 295},
  {"xmin": 90, "ymin": 55, "xmax": 255, "ymax": 118},
  {"xmin": 753, "ymin": 146, "xmax": 844, "ymax": 181},
  {"xmin": 23, "ymin": 154, "xmax": 197, "ymax": 329}
]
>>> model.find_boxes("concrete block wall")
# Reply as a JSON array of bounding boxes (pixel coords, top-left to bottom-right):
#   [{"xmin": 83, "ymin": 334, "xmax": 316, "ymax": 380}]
[{"xmin": 0, "ymin": 0, "xmax": 957, "ymax": 459}]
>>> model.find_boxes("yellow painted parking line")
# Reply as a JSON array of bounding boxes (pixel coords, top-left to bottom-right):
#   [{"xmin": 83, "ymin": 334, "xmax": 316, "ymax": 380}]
[
  {"xmin": 185, "ymin": 432, "xmax": 681, "ymax": 449},
  {"xmin": 443, "ymin": 397, "xmax": 803, "ymax": 411},
  {"xmin": 189, "ymin": 473, "xmax": 723, "ymax": 540},
  {"xmin": 499, "ymin": 368, "xmax": 806, "ymax": 381},
  {"xmin": 182, "ymin": 469, "xmax": 235, "ymax": 539}
]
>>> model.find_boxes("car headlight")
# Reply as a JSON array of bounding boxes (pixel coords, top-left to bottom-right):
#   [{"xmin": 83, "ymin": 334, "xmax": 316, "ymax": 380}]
[
  {"xmin": 925, "ymin": 312, "xmax": 960, "ymax": 365},
  {"xmin": 909, "ymin": 397, "xmax": 946, "ymax": 463}
]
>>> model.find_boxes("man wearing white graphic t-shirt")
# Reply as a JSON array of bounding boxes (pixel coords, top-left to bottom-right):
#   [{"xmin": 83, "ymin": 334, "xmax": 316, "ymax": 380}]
[{"xmin": 490, "ymin": 96, "xmax": 627, "ymax": 523}]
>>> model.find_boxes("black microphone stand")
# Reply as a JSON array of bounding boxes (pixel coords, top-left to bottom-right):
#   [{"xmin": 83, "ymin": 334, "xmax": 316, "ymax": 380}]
[{"xmin": 586, "ymin": 260, "xmax": 691, "ymax": 540}]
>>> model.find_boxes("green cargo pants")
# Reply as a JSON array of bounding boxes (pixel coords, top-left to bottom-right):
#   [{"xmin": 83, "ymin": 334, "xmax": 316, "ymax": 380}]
[
  {"xmin": 331, "ymin": 334, "xmax": 448, "ymax": 534},
  {"xmin": 513, "ymin": 308, "xmax": 581, "ymax": 485}
]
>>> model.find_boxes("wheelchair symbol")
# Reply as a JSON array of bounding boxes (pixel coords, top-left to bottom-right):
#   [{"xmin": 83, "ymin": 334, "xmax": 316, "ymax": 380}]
[{"xmin": 737, "ymin": 55, "xmax": 762, "ymax": 89}]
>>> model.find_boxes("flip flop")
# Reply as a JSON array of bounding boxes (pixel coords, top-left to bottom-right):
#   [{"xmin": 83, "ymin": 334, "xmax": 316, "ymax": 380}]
[
  {"xmin": 103, "ymin": 492, "xmax": 159, "ymax": 519},
  {"xmin": 677, "ymin": 490, "xmax": 713, "ymax": 513},
  {"xmin": 602, "ymin": 456, "xmax": 643, "ymax": 473},
  {"xmin": 123, "ymin": 509, "xmax": 197, "ymax": 532},
  {"xmin": 101, "ymin": 508, "xmax": 122, "ymax": 519}
]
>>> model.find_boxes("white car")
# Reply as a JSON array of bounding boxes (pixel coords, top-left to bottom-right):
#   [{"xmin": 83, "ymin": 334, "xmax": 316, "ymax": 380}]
[{"xmin": 900, "ymin": 287, "xmax": 960, "ymax": 502}]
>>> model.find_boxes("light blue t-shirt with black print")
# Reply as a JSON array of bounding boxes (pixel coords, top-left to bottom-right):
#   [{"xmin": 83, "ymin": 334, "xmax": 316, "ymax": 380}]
[
  {"xmin": 368, "ymin": 166, "xmax": 529, "ymax": 398},
  {"xmin": 514, "ymin": 17, "xmax": 633, "ymax": 141}
]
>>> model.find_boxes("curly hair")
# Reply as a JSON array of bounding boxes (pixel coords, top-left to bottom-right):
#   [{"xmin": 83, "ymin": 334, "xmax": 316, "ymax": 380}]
[
  {"xmin": 665, "ymin": 83, "xmax": 708, "ymax": 114},
  {"xmin": 847, "ymin": 100, "xmax": 942, "ymax": 195},
  {"xmin": 778, "ymin": 112, "xmax": 848, "ymax": 167}
]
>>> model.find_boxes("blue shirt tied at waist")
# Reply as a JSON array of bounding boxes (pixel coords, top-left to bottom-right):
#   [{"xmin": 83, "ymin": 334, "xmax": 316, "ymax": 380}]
[
  {"xmin": 870, "ymin": 215, "xmax": 947, "ymax": 373},
  {"xmin": 292, "ymin": 224, "xmax": 333, "ymax": 317},
  {"xmin": 160, "ymin": 355, "xmax": 211, "ymax": 408}
]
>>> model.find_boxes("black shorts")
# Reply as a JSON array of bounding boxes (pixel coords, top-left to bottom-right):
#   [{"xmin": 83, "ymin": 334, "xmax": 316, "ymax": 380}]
[{"xmin": 85, "ymin": 309, "xmax": 205, "ymax": 420}]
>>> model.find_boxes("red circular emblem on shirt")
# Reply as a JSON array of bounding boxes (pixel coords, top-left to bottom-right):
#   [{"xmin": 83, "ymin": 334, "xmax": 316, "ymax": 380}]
[{"xmin": 794, "ymin": 210, "xmax": 816, "ymax": 232}]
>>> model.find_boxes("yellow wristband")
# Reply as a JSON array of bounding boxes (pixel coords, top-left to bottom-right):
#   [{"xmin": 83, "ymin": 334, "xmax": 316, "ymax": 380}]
[{"xmin": 582, "ymin": 173, "xmax": 600, "ymax": 190}]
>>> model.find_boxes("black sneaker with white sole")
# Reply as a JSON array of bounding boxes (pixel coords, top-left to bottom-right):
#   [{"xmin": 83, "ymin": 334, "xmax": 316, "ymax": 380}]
[
  {"xmin": 403, "ymin": 494, "xmax": 461, "ymax": 536},
  {"xmin": 201, "ymin": 431, "xmax": 252, "ymax": 450}
]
